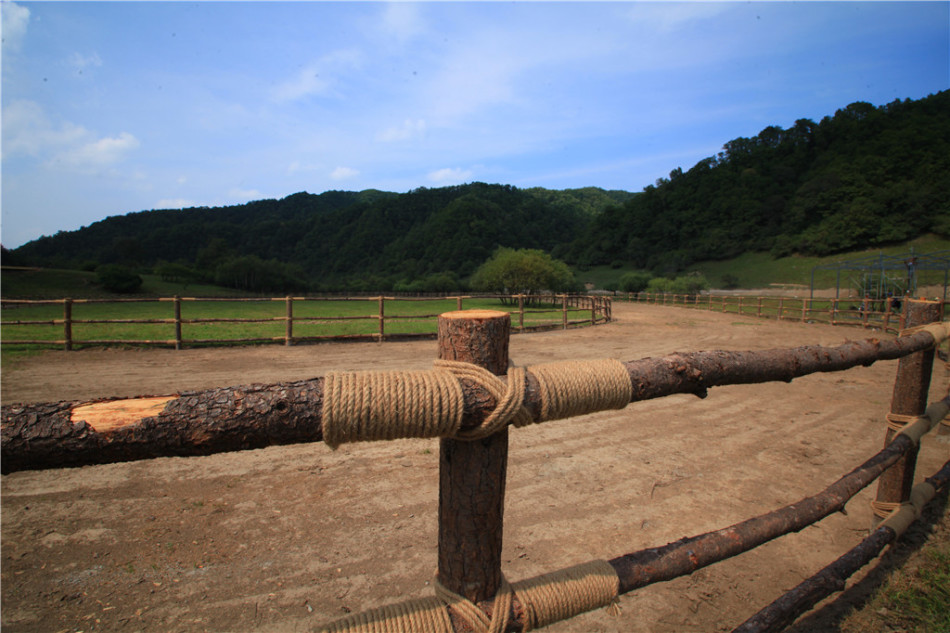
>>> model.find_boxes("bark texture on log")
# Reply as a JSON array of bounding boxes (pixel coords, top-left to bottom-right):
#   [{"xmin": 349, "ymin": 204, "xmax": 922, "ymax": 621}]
[
  {"xmin": 875, "ymin": 300, "xmax": 941, "ymax": 512},
  {"xmin": 607, "ymin": 430, "xmax": 920, "ymax": 595},
  {"xmin": 437, "ymin": 310, "xmax": 509, "ymax": 605},
  {"xmin": 2, "ymin": 329, "xmax": 943, "ymax": 473},
  {"xmin": 733, "ymin": 459, "xmax": 950, "ymax": 633},
  {"xmin": 1, "ymin": 380, "xmax": 324, "ymax": 473}
]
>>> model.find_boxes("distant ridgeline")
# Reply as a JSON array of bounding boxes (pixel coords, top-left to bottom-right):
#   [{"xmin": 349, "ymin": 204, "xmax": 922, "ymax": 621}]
[{"xmin": 10, "ymin": 90, "xmax": 949, "ymax": 289}]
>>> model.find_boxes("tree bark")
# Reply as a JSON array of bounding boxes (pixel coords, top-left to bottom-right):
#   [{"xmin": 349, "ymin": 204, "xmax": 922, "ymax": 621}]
[
  {"xmin": 437, "ymin": 310, "xmax": 510, "ymax": 605},
  {"xmin": 3, "ymin": 328, "xmax": 944, "ymax": 473},
  {"xmin": 733, "ymin": 458, "xmax": 950, "ymax": 633},
  {"xmin": 874, "ymin": 300, "xmax": 942, "ymax": 517}
]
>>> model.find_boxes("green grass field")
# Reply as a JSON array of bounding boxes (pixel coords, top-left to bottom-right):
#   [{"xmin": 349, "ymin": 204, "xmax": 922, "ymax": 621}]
[
  {"xmin": 575, "ymin": 234, "xmax": 950, "ymax": 291},
  {"xmin": 1, "ymin": 296, "xmax": 595, "ymax": 363}
]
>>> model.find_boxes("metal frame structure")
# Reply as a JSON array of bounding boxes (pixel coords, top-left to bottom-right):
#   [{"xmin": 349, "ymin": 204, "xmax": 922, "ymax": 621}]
[{"xmin": 810, "ymin": 249, "xmax": 950, "ymax": 301}]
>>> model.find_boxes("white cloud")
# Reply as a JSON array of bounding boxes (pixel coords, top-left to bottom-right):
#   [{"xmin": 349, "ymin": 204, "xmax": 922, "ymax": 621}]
[
  {"xmin": 1, "ymin": 2, "xmax": 30, "ymax": 52},
  {"xmin": 330, "ymin": 166, "xmax": 359, "ymax": 181},
  {"xmin": 156, "ymin": 198, "xmax": 197, "ymax": 209},
  {"xmin": 377, "ymin": 119, "xmax": 426, "ymax": 143},
  {"xmin": 271, "ymin": 49, "xmax": 362, "ymax": 103},
  {"xmin": 53, "ymin": 132, "xmax": 140, "ymax": 171},
  {"xmin": 428, "ymin": 167, "xmax": 473, "ymax": 184},
  {"xmin": 2, "ymin": 100, "xmax": 139, "ymax": 173}
]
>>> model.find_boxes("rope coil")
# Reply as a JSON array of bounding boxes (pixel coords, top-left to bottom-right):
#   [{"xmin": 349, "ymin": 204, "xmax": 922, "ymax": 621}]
[
  {"xmin": 319, "ymin": 560, "xmax": 620, "ymax": 633},
  {"xmin": 321, "ymin": 359, "xmax": 633, "ymax": 448}
]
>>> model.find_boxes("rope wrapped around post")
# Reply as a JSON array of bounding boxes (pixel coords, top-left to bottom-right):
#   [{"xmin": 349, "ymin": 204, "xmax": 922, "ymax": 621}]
[
  {"xmin": 870, "ymin": 396, "xmax": 950, "ymax": 519},
  {"xmin": 319, "ymin": 559, "xmax": 620, "ymax": 633},
  {"xmin": 322, "ymin": 359, "xmax": 633, "ymax": 448}
]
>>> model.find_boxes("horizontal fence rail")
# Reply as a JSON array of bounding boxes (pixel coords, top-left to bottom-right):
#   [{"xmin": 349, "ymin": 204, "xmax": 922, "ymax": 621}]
[
  {"xmin": 2, "ymin": 301, "xmax": 947, "ymax": 632},
  {"xmin": 618, "ymin": 292, "xmax": 947, "ymax": 335},
  {"xmin": 0, "ymin": 294, "xmax": 611, "ymax": 351}
]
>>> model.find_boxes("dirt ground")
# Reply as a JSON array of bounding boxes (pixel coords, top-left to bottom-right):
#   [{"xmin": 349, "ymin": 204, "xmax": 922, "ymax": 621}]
[{"xmin": 2, "ymin": 303, "xmax": 948, "ymax": 633}]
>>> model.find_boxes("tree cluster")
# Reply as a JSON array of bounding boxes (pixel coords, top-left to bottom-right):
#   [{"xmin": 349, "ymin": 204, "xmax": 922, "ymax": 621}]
[
  {"xmin": 566, "ymin": 91, "xmax": 950, "ymax": 272},
  {"xmin": 12, "ymin": 185, "xmax": 623, "ymax": 293}
]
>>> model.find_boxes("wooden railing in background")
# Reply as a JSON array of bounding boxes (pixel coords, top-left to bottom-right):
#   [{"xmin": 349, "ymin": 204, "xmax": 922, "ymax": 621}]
[
  {"xmin": 618, "ymin": 292, "xmax": 946, "ymax": 334},
  {"xmin": 0, "ymin": 294, "xmax": 612, "ymax": 351}
]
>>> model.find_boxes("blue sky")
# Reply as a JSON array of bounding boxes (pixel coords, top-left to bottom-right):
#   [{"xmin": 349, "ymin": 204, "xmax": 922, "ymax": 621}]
[{"xmin": 2, "ymin": 1, "xmax": 948, "ymax": 249}]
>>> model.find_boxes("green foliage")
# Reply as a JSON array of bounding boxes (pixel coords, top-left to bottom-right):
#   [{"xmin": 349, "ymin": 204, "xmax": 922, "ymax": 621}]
[
  {"xmin": 213, "ymin": 255, "xmax": 307, "ymax": 293},
  {"xmin": 470, "ymin": 248, "xmax": 575, "ymax": 296},
  {"xmin": 618, "ymin": 270, "xmax": 653, "ymax": 293},
  {"xmin": 95, "ymin": 264, "xmax": 143, "ymax": 294},
  {"xmin": 646, "ymin": 272, "xmax": 709, "ymax": 295},
  {"xmin": 567, "ymin": 91, "xmax": 950, "ymax": 272}
]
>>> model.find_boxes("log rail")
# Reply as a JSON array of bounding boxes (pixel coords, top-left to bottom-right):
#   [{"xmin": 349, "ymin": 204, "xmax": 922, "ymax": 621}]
[{"xmin": 2, "ymin": 325, "xmax": 945, "ymax": 473}]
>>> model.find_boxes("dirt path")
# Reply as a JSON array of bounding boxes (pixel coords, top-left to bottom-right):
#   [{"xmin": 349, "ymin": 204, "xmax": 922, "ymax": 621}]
[{"xmin": 2, "ymin": 303, "xmax": 948, "ymax": 633}]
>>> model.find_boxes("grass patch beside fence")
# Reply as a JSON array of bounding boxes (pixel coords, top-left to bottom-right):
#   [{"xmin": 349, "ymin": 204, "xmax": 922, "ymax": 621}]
[{"xmin": 1, "ymin": 296, "xmax": 598, "ymax": 364}]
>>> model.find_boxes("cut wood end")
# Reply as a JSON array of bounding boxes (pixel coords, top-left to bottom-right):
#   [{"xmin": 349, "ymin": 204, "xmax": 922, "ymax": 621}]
[
  {"xmin": 439, "ymin": 309, "xmax": 509, "ymax": 320},
  {"xmin": 72, "ymin": 396, "xmax": 175, "ymax": 433}
]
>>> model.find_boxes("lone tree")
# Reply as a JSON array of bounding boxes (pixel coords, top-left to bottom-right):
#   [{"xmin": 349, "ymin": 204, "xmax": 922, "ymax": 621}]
[{"xmin": 470, "ymin": 248, "xmax": 575, "ymax": 301}]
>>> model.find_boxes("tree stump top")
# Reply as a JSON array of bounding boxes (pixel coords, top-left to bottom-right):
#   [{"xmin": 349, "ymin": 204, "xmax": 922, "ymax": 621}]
[{"xmin": 440, "ymin": 309, "xmax": 509, "ymax": 321}]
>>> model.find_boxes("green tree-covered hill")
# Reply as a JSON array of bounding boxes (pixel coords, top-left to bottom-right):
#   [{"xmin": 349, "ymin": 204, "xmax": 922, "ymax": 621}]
[
  {"xmin": 565, "ymin": 90, "xmax": 950, "ymax": 272},
  {"xmin": 9, "ymin": 91, "xmax": 947, "ymax": 291},
  {"xmin": 11, "ymin": 184, "xmax": 628, "ymax": 291}
]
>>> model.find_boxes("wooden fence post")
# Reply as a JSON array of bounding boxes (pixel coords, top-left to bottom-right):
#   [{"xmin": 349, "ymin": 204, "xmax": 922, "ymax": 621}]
[
  {"xmin": 801, "ymin": 298, "xmax": 809, "ymax": 323},
  {"xmin": 63, "ymin": 298, "xmax": 73, "ymax": 351},
  {"xmin": 590, "ymin": 296, "xmax": 596, "ymax": 325},
  {"xmin": 437, "ymin": 310, "xmax": 510, "ymax": 605},
  {"xmin": 285, "ymin": 296, "xmax": 293, "ymax": 346},
  {"xmin": 174, "ymin": 296, "xmax": 183, "ymax": 350},
  {"xmin": 562, "ymin": 294, "xmax": 568, "ymax": 329},
  {"xmin": 873, "ymin": 299, "xmax": 942, "ymax": 523},
  {"xmin": 518, "ymin": 294, "xmax": 525, "ymax": 331},
  {"xmin": 377, "ymin": 296, "xmax": 385, "ymax": 340}
]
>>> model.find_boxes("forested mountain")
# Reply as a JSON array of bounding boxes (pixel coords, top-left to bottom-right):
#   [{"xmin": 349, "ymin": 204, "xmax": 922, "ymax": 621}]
[
  {"xmin": 11, "ymin": 184, "xmax": 629, "ymax": 291},
  {"xmin": 564, "ymin": 90, "xmax": 950, "ymax": 272},
  {"xmin": 10, "ymin": 91, "xmax": 947, "ymax": 291}
]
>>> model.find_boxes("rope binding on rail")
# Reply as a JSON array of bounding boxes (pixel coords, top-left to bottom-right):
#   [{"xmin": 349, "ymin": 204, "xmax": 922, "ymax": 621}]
[
  {"xmin": 319, "ymin": 559, "xmax": 620, "ymax": 633},
  {"xmin": 321, "ymin": 358, "xmax": 633, "ymax": 448}
]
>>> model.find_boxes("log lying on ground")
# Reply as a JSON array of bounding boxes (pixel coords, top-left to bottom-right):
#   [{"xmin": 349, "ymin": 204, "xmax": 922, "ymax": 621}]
[
  {"xmin": 732, "ymin": 458, "xmax": 950, "ymax": 633},
  {"xmin": 2, "ymin": 329, "xmax": 945, "ymax": 473}
]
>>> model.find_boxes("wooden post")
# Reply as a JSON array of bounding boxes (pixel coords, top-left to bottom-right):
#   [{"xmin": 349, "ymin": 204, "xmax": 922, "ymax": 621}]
[
  {"xmin": 831, "ymin": 298, "xmax": 838, "ymax": 325},
  {"xmin": 437, "ymin": 310, "xmax": 510, "ymax": 604},
  {"xmin": 456, "ymin": 296, "xmax": 463, "ymax": 311},
  {"xmin": 378, "ymin": 296, "xmax": 385, "ymax": 340},
  {"xmin": 590, "ymin": 296, "xmax": 596, "ymax": 325},
  {"xmin": 285, "ymin": 296, "xmax": 293, "ymax": 346},
  {"xmin": 757, "ymin": 297, "xmax": 763, "ymax": 318},
  {"xmin": 561, "ymin": 294, "xmax": 568, "ymax": 329},
  {"xmin": 778, "ymin": 297, "xmax": 785, "ymax": 321},
  {"xmin": 801, "ymin": 298, "xmax": 809, "ymax": 323},
  {"xmin": 63, "ymin": 298, "xmax": 73, "ymax": 351},
  {"xmin": 174, "ymin": 296, "xmax": 183, "ymax": 350},
  {"xmin": 873, "ymin": 299, "xmax": 942, "ymax": 523},
  {"xmin": 518, "ymin": 294, "xmax": 525, "ymax": 331}
]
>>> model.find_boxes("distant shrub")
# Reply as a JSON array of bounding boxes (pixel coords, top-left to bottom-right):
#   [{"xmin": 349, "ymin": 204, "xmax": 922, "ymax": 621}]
[
  {"xmin": 95, "ymin": 264, "xmax": 143, "ymax": 294},
  {"xmin": 618, "ymin": 271, "xmax": 652, "ymax": 293}
]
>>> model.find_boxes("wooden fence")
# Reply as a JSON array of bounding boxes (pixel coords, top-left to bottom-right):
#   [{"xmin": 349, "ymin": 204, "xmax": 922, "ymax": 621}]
[
  {"xmin": 1, "ymin": 300, "xmax": 947, "ymax": 632},
  {"xmin": 620, "ymin": 292, "xmax": 947, "ymax": 334},
  {"xmin": 0, "ymin": 294, "xmax": 611, "ymax": 350}
]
